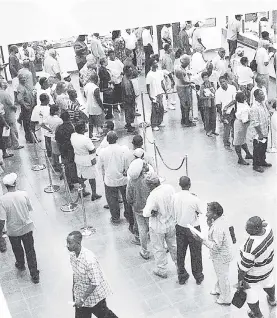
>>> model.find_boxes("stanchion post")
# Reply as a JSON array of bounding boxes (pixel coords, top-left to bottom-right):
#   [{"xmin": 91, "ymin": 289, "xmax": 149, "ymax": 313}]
[
  {"xmin": 31, "ymin": 133, "xmax": 46, "ymax": 171},
  {"xmin": 153, "ymin": 140, "xmax": 165, "ymax": 182},
  {"xmin": 44, "ymin": 150, "xmax": 60, "ymax": 193},
  {"xmin": 267, "ymin": 120, "xmax": 277, "ymax": 153},
  {"xmin": 141, "ymin": 92, "xmax": 147, "ymax": 151},
  {"xmin": 185, "ymin": 155, "xmax": 188, "ymax": 176},
  {"xmin": 60, "ymin": 164, "xmax": 78, "ymax": 212},
  {"xmin": 79, "ymin": 186, "xmax": 96, "ymax": 236}
]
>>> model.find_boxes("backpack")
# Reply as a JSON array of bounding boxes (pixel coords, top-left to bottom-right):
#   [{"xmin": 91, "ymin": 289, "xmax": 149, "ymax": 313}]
[{"xmin": 249, "ymin": 51, "xmax": 258, "ymax": 72}]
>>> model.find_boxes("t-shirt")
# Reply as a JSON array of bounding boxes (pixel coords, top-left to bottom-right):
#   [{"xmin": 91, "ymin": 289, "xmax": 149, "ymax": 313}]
[
  {"xmin": 0, "ymin": 191, "xmax": 34, "ymax": 236},
  {"xmin": 84, "ymin": 82, "xmax": 102, "ymax": 116},
  {"xmin": 192, "ymin": 28, "xmax": 203, "ymax": 51},
  {"xmin": 31, "ymin": 104, "xmax": 50, "ymax": 124},
  {"xmin": 146, "ymin": 70, "xmax": 164, "ymax": 99},
  {"xmin": 227, "ymin": 19, "xmax": 241, "ymax": 41},
  {"xmin": 36, "ymin": 87, "xmax": 54, "ymax": 106},
  {"xmin": 44, "ymin": 114, "xmax": 62, "ymax": 139},
  {"xmin": 71, "ymin": 132, "xmax": 95, "ymax": 167},
  {"xmin": 215, "ymin": 84, "xmax": 237, "ymax": 114},
  {"xmin": 256, "ymin": 47, "xmax": 270, "ymax": 75},
  {"xmin": 44, "ymin": 56, "xmax": 60, "ymax": 77},
  {"xmin": 236, "ymin": 65, "xmax": 254, "ymax": 85},
  {"xmin": 107, "ymin": 59, "xmax": 124, "ymax": 84}
]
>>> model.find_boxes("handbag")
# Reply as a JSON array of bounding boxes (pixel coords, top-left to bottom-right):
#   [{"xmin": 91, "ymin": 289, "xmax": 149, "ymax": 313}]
[
  {"xmin": 250, "ymin": 51, "xmax": 258, "ymax": 72},
  {"xmin": 232, "ymin": 288, "xmax": 247, "ymax": 308}
]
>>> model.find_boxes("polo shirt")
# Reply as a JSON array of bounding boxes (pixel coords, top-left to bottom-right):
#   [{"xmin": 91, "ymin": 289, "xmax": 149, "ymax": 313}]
[
  {"xmin": 215, "ymin": 84, "xmax": 236, "ymax": 114},
  {"xmin": 146, "ymin": 70, "xmax": 164, "ymax": 99}
]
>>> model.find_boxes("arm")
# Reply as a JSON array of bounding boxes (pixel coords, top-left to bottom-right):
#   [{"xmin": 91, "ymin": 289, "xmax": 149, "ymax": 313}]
[
  {"xmin": 0, "ymin": 114, "xmax": 9, "ymax": 128},
  {"xmin": 197, "ymin": 38, "xmax": 206, "ymax": 50},
  {"xmin": 161, "ymin": 80, "xmax": 167, "ymax": 96},
  {"xmin": 146, "ymin": 84, "xmax": 153, "ymax": 102},
  {"xmin": 93, "ymin": 88, "xmax": 104, "ymax": 110},
  {"xmin": 143, "ymin": 193, "xmax": 157, "ymax": 217},
  {"xmin": 9, "ymin": 56, "xmax": 19, "ymax": 77},
  {"xmin": 168, "ymin": 73, "xmax": 175, "ymax": 87},
  {"xmin": 126, "ymin": 182, "xmax": 134, "ymax": 205},
  {"xmin": 203, "ymin": 228, "xmax": 224, "ymax": 250},
  {"xmin": 223, "ymin": 100, "xmax": 236, "ymax": 112}
]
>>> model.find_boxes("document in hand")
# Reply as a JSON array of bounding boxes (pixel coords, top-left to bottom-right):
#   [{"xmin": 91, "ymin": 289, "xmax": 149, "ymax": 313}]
[{"xmin": 187, "ymin": 224, "xmax": 204, "ymax": 239}]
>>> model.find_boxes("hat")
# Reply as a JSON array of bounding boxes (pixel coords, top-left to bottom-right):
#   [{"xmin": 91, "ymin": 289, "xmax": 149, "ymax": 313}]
[
  {"xmin": 133, "ymin": 148, "xmax": 144, "ymax": 159},
  {"xmin": 145, "ymin": 171, "xmax": 160, "ymax": 185},
  {"xmin": 2, "ymin": 173, "xmax": 17, "ymax": 186},
  {"xmin": 37, "ymin": 72, "xmax": 50, "ymax": 79},
  {"xmin": 61, "ymin": 72, "xmax": 70, "ymax": 80},
  {"xmin": 127, "ymin": 158, "xmax": 144, "ymax": 180}
]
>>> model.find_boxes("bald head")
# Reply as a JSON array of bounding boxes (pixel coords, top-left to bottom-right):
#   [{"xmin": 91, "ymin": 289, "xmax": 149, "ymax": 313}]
[
  {"xmin": 180, "ymin": 54, "xmax": 190, "ymax": 68},
  {"xmin": 67, "ymin": 231, "xmax": 83, "ymax": 244},
  {"xmin": 107, "ymin": 131, "xmax": 118, "ymax": 144},
  {"xmin": 179, "ymin": 176, "xmax": 191, "ymax": 189}
]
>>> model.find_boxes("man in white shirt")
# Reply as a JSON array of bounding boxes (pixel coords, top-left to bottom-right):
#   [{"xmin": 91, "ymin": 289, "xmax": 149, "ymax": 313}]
[
  {"xmin": 250, "ymin": 74, "xmax": 268, "ymax": 107},
  {"xmin": 226, "ymin": 15, "xmax": 242, "ymax": 59},
  {"xmin": 43, "ymin": 49, "xmax": 61, "ymax": 80},
  {"xmin": 173, "ymin": 176, "xmax": 204, "ymax": 285},
  {"xmin": 123, "ymin": 29, "xmax": 137, "ymax": 66},
  {"xmin": 142, "ymin": 27, "xmax": 154, "ymax": 76},
  {"xmin": 71, "ymin": 121, "xmax": 101, "ymax": 201},
  {"xmin": 211, "ymin": 48, "xmax": 228, "ymax": 85},
  {"xmin": 0, "ymin": 173, "xmax": 39, "ymax": 284},
  {"xmin": 146, "ymin": 58, "xmax": 167, "ymax": 131},
  {"xmin": 98, "ymin": 132, "xmax": 134, "ymax": 229},
  {"xmin": 215, "ymin": 76, "xmax": 237, "ymax": 150},
  {"xmin": 161, "ymin": 24, "xmax": 172, "ymax": 46},
  {"xmin": 36, "ymin": 77, "xmax": 54, "ymax": 106},
  {"xmin": 18, "ymin": 43, "xmax": 36, "ymax": 85},
  {"xmin": 90, "ymin": 33, "xmax": 106, "ymax": 65},
  {"xmin": 143, "ymin": 174, "xmax": 177, "ymax": 279},
  {"xmin": 192, "ymin": 22, "xmax": 206, "ymax": 54},
  {"xmin": 255, "ymin": 41, "xmax": 270, "ymax": 92}
]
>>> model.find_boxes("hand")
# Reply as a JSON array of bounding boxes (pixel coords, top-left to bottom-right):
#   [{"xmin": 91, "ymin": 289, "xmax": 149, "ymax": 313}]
[
  {"xmin": 4, "ymin": 124, "xmax": 9, "ymax": 130},
  {"xmin": 151, "ymin": 210, "xmax": 158, "ymax": 217},
  {"xmin": 258, "ymin": 135, "xmax": 264, "ymax": 141},
  {"xmin": 74, "ymin": 298, "xmax": 84, "ymax": 308},
  {"xmin": 91, "ymin": 158, "xmax": 97, "ymax": 166},
  {"xmin": 165, "ymin": 94, "xmax": 168, "ymax": 100}
]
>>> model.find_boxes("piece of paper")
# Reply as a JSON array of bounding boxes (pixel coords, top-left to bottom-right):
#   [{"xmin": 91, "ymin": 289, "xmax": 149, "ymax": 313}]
[
  {"xmin": 187, "ymin": 224, "xmax": 204, "ymax": 239},
  {"xmin": 2, "ymin": 127, "xmax": 10, "ymax": 137},
  {"xmin": 68, "ymin": 301, "xmax": 75, "ymax": 306}
]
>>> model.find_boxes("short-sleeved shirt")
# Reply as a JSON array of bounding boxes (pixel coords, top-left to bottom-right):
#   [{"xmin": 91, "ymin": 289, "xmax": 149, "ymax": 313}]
[
  {"xmin": 146, "ymin": 70, "xmax": 164, "ymax": 99},
  {"xmin": 71, "ymin": 132, "xmax": 95, "ymax": 166},
  {"xmin": 0, "ymin": 191, "xmax": 34, "ymax": 236},
  {"xmin": 256, "ymin": 47, "xmax": 270, "ymax": 75},
  {"xmin": 215, "ymin": 84, "xmax": 237, "ymax": 114},
  {"xmin": 192, "ymin": 28, "xmax": 203, "ymax": 51},
  {"xmin": 250, "ymin": 101, "xmax": 270, "ymax": 138},
  {"xmin": 236, "ymin": 65, "xmax": 254, "ymax": 85},
  {"xmin": 44, "ymin": 114, "xmax": 63, "ymax": 139},
  {"xmin": 70, "ymin": 247, "xmax": 111, "ymax": 307},
  {"xmin": 227, "ymin": 19, "xmax": 241, "ymax": 40},
  {"xmin": 44, "ymin": 56, "xmax": 60, "ymax": 77}
]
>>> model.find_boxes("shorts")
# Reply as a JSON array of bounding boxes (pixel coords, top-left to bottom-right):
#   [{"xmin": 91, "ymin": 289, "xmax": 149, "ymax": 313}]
[
  {"xmin": 89, "ymin": 114, "xmax": 104, "ymax": 127},
  {"xmin": 76, "ymin": 164, "xmax": 96, "ymax": 179}
]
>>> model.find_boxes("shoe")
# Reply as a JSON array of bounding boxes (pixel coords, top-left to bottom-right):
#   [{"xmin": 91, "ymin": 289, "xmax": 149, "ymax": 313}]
[
  {"xmin": 159, "ymin": 122, "xmax": 165, "ymax": 127},
  {"xmin": 212, "ymin": 132, "xmax": 219, "ymax": 136},
  {"xmin": 216, "ymin": 299, "xmax": 231, "ymax": 306},
  {"xmin": 238, "ymin": 159, "xmax": 249, "ymax": 165},
  {"xmin": 103, "ymin": 204, "xmax": 109, "ymax": 209},
  {"xmin": 153, "ymin": 270, "xmax": 167, "ymax": 279},
  {"xmin": 178, "ymin": 273, "xmax": 190, "ymax": 285},
  {"xmin": 69, "ymin": 184, "xmax": 74, "ymax": 191},
  {"xmin": 206, "ymin": 131, "xmax": 213, "ymax": 137},
  {"xmin": 196, "ymin": 276, "xmax": 204, "ymax": 285},
  {"xmin": 82, "ymin": 191, "xmax": 91, "ymax": 197},
  {"xmin": 31, "ymin": 273, "xmax": 40, "ymax": 284},
  {"xmin": 224, "ymin": 146, "xmax": 232, "ymax": 151},
  {"xmin": 131, "ymin": 237, "xmax": 141, "ymax": 245},
  {"xmin": 260, "ymin": 162, "xmax": 272, "ymax": 167},
  {"xmin": 152, "ymin": 126, "xmax": 159, "ymax": 131},
  {"xmin": 245, "ymin": 154, "xmax": 253, "ymax": 159},
  {"xmin": 15, "ymin": 262, "xmax": 26, "ymax": 271},
  {"xmin": 253, "ymin": 166, "xmax": 264, "ymax": 173},
  {"xmin": 247, "ymin": 310, "xmax": 264, "ymax": 318},
  {"xmin": 139, "ymin": 251, "xmax": 150, "ymax": 260},
  {"xmin": 171, "ymin": 101, "xmax": 176, "ymax": 105},
  {"xmin": 3, "ymin": 153, "xmax": 14, "ymax": 159},
  {"xmin": 110, "ymin": 217, "xmax": 120, "ymax": 225},
  {"xmin": 127, "ymin": 127, "xmax": 136, "ymax": 133},
  {"xmin": 91, "ymin": 194, "xmax": 102, "ymax": 201},
  {"xmin": 267, "ymin": 295, "xmax": 277, "ymax": 307},
  {"xmin": 184, "ymin": 122, "xmax": 196, "ymax": 127},
  {"xmin": 210, "ymin": 290, "xmax": 220, "ymax": 295},
  {"xmin": 119, "ymin": 199, "xmax": 123, "ymax": 204},
  {"xmin": 135, "ymin": 112, "xmax": 141, "ymax": 116},
  {"xmin": 17, "ymin": 119, "xmax": 22, "ymax": 125},
  {"xmin": 168, "ymin": 105, "xmax": 176, "ymax": 110},
  {"xmin": 14, "ymin": 145, "xmax": 24, "ymax": 150}
]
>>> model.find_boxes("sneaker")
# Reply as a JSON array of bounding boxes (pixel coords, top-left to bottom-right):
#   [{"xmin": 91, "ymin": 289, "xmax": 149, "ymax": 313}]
[
  {"xmin": 210, "ymin": 290, "xmax": 220, "ymax": 295},
  {"xmin": 267, "ymin": 295, "xmax": 277, "ymax": 307},
  {"xmin": 248, "ymin": 310, "xmax": 264, "ymax": 318},
  {"xmin": 168, "ymin": 105, "xmax": 176, "ymax": 110},
  {"xmin": 139, "ymin": 251, "xmax": 150, "ymax": 260},
  {"xmin": 178, "ymin": 273, "xmax": 190, "ymax": 285},
  {"xmin": 212, "ymin": 132, "xmax": 219, "ymax": 136},
  {"xmin": 131, "ymin": 237, "xmax": 141, "ymax": 245},
  {"xmin": 152, "ymin": 126, "xmax": 159, "ymax": 131},
  {"xmin": 245, "ymin": 154, "xmax": 253, "ymax": 159},
  {"xmin": 82, "ymin": 191, "xmax": 91, "ymax": 197},
  {"xmin": 159, "ymin": 122, "xmax": 165, "ymax": 127},
  {"xmin": 196, "ymin": 276, "xmax": 204, "ymax": 285},
  {"xmin": 110, "ymin": 217, "xmax": 120, "ymax": 225},
  {"xmin": 238, "ymin": 159, "xmax": 249, "ymax": 165},
  {"xmin": 153, "ymin": 270, "xmax": 167, "ymax": 279},
  {"xmin": 31, "ymin": 273, "xmax": 40, "ymax": 284},
  {"xmin": 260, "ymin": 162, "xmax": 272, "ymax": 167},
  {"xmin": 103, "ymin": 204, "xmax": 109, "ymax": 209},
  {"xmin": 135, "ymin": 112, "xmax": 141, "ymax": 116},
  {"xmin": 15, "ymin": 262, "xmax": 26, "ymax": 271},
  {"xmin": 14, "ymin": 145, "xmax": 24, "ymax": 150},
  {"xmin": 91, "ymin": 194, "xmax": 102, "ymax": 201},
  {"xmin": 216, "ymin": 299, "xmax": 231, "ymax": 306},
  {"xmin": 253, "ymin": 166, "xmax": 264, "ymax": 173}
]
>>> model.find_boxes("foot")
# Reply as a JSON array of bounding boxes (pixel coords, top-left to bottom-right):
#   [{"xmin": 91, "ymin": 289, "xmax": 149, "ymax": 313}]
[
  {"xmin": 127, "ymin": 127, "xmax": 136, "ymax": 133},
  {"xmin": 69, "ymin": 184, "xmax": 74, "ymax": 191},
  {"xmin": 82, "ymin": 191, "xmax": 91, "ymax": 197},
  {"xmin": 91, "ymin": 194, "xmax": 102, "ymax": 201},
  {"xmin": 210, "ymin": 290, "xmax": 220, "ymax": 295},
  {"xmin": 14, "ymin": 145, "xmax": 24, "ymax": 150},
  {"xmin": 159, "ymin": 122, "xmax": 165, "ymax": 127},
  {"xmin": 164, "ymin": 109, "xmax": 168, "ymax": 113},
  {"xmin": 139, "ymin": 251, "xmax": 150, "ymax": 260},
  {"xmin": 260, "ymin": 162, "xmax": 272, "ymax": 167},
  {"xmin": 135, "ymin": 112, "xmax": 141, "ymax": 116},
  {"xmin": 253, "ymin": 166, "xmax": 264, "ymax": 173},
  {"xmin": 245, "ymin": 154, "xmax": 253, "ymax": 159},
  {"xmin": 196, "ymin": 276, "xmax": 204, "ymax": 285},
  {"xmin": 3, "ymin": 153, "xmax": 14, "ymax": 159},
  {"xmin": 110, "ymin": 217, "xmax": 120, "ymax": 225},
  {"xmin": 171, "ymin": 101, "xmax": 176, "ymax": 105},
  {"xmin": 153, "ymin": 270, "xmax": 167, "ymax": 279},
  {"xmin": 119, "ymin": 199, "xmax": 123, "ymax": 204},
  {"xmin": 212, "ymin": 132, "xmax": 219, "ymax": 136},
  {"xmin": 224, "ymin": 145, "xmax": 232, "ymax": 151},
  {"xmin": 131, "ymin": 237, "xmax": 141, "ymax": 245},
  {"xmin": 15, "ymin": 262, "xmax": 26, "ymax": 271},
  {"xmin": 90, "ymin": 136, "xmax": 100, "ymax": 142},
  {"xmin": 168, "ymin": 105, "xmax": 176, "ymax": 110},
  {"xmin": 103, "ymin": 204, "xmax": 109, "ymax": 209},
  {"xmin": 247, "ymin": 310, "xmax": 264, "ymax": 318},
  {"xmin": 183, "ymin": 122, "xmax": 196, "ymax": 127},
  {"xmin": 206, "ymin": 131, "xmax": 213, "ymax": 137},
  {"xmin": 267, "ymin": 295, "xmax": 277, "ymax": 307},
  {"xmin": 178, "ymin": 273, "xmax": 190, "ymax": 285},
  {"xmin": 31, "ymin": 273, "xmax": 40, "ymax": 284},
  {"xmin": 238, "ymin": 159, "xmax": 249, "ymax": 165},
  {"xmin": 216, "ymin": 299, "xmax": 231, "ymax": 306},
  {"xmin": 152, "ymin": 126, "xmax": 159, "ymax": 131}
]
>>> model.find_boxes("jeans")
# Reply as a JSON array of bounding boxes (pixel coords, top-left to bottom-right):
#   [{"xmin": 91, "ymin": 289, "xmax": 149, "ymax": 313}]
[
  {"xmin": 204, "ymin": 106, "xmax": 217, "ymax": 133},
  {"xmin": 150, "ymin": 226, "xmax": 177, "ymax": 274},
  {"xmin": 45, "ymin": 136, "xmax": 52, "ymax": 157},
  {"xmin": 134, "ymin": 213, "xmax": 149, "ymax": 254},
  {"xmin": 124, "ymin": 102, "xmax": 136, "ymax": 126},
  {"xmin": 223, "ymin": 113, "xmax": 234, "ymax": 147},
  {"xmin": 227, "ymin": 39, "xmax": 237, "ymax": 59},
  {"xmin": 8, "ymin": 231, "xmax": 39, "ymax": 278},
  {"xmin": 105, "ymin": 184, "xmax": 133, "ymax": 226},
  {"xmin": 75, "ymin": 299, "xmax": 118, "ymax": 318},
  {"xmin": 212, "ymin": 259, "xmax": 232, "ymax": 303},
  {"xmin": 22, "ymin": 112, "xmax": 33, "ymax": 143},
  {"xmin": 176, "ymin": 225, "xmax": 203, "ymax": 280},
  {"xmin": 253, "ymin": 138, "xmax": 268, "ymax": 167}
]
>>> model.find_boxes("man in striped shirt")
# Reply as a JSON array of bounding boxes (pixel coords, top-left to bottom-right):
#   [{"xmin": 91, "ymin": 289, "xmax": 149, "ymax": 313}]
[{"xmin": 238, "ymin": 216, "xmax": 276, "ymax": 318}]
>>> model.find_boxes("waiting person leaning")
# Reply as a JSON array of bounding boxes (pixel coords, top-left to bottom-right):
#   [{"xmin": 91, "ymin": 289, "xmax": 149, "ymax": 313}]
[
  {"xmin": 67, "ymin": 231, "xmax": 118, "ymax": 318},
  {"xmin": 0, "ymin": 173, "xmax": 40, "ymax": 284}
]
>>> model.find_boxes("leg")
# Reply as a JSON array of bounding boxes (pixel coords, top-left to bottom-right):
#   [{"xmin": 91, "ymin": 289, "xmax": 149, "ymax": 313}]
[
  {"xmin": 45, "ymin": 136, "xmax": 52, "ymax": 157},
  {"xmin": 203, "ymin": 107, "xmax": 210, "ymax": 132},
  {"xmin": 22, "ymin": 115, "xmax": 33, "ymax": 143},
  {"xmin": 105, "ymin": 185, "xmax": 120, "ymax": 221},
  {"xmin": 9, "ymin": 122, "xmax": 20, "ymax": 149},
  {"xmin": 223, "ymin": 121, "xmax": 231, "ymax": 147},
  {"xmin": 235, "ymin": 145, "xmax": 249, "ymax": 165},
  {"xmin": 91, "ymin": 299, "xmax": 118, "ymax": 318},
  {"xmin": 156, "ymin": 94, "xmax": 164, "ymax": 126},
  {"xmin": 264, "ymin": 285, "xmax": 276, "ymax": 304},
  {"xmin": 88, "ymin": 178, "xmax": 99, "ymax": 198},
  {"xmin": 8, "ymin": 235, "xmax": 25, "ymax": 267},
  {"xmin": 75, "ymin": 307, "xmax": 93, "ymax": 318},
  {"xmin": 253, "ymin": 139, "xmax": 260, "ymax": 168},
  {"xmin": 176, "ymin": 225, "xmax": 189, "ymax": 282},
  {"xmin": 212, "ymin": 260, "xmax": 231, "ymax": 303},
  {"xmin": 21, "ymin": 231, "xmax": 39, "ymax": 279},
  {"xmin": 150, "ymin": 229, "xmax": 168, "ymax": 276},
  {"xmin": 119, "ymin": 185, "xmax": 134, "ymax": 228},
  {"xmin": 241, "ymin": 143, "xmax": 253, "ymax": 159},
  {"xmin": 210, "ymin": 105, "xmax": 217, "ymax": 133},
  {"xmin": 135, "ymin": 213, "xmax": 150, "ymax": 257},
  {"xmin": 188, "ymin": 226, "xmax": 204, "ymax": 282},
  {"xmin": 89, "ymin": 115, "xmax": 94, "ymax": 139},
  {"xmin": 164, "ymin": 227, "xmax": 177, "ymax": 266}
]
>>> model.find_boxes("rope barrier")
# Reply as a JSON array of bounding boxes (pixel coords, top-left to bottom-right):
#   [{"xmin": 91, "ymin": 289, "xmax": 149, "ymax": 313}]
[{"xmin": 154, "ymin": 144, "xmax": 186, "ymax": 171}]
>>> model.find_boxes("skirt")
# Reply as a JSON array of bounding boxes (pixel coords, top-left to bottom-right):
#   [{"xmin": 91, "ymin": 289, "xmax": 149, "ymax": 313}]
[
  {"xmin": 233, "ymin": 119, "xmax": 249, "ymax": 146},
  {"xmin": 76, "ymin": 164, "xmax": 96, "ymax": 179}
]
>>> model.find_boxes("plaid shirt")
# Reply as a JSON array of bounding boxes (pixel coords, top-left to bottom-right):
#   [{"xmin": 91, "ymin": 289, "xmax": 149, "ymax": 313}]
[
  {"xmin": 70, "ymin": 247, "xmax": 111, "ymax": 307},
  {"xmin": 250, "ymin": 101, "xmax": 270, "ymax": 138}
]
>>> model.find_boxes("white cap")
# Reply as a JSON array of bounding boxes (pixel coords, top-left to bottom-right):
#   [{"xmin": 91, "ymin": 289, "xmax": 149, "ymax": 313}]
[
  {"xmin": 2, "ymin": 173, "xmax": 17, "ymax": 186},
  {"xmin": 133, "ymin": 148, "xmax": 144, "ymax": 159},
  {"xmin": 127, "ymin": 158, "xmax": 144, "ymax": 180}
]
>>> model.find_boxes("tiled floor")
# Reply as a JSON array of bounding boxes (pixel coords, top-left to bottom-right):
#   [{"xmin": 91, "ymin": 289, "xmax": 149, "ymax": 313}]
[{"xmin": 0, "ymin": 48, "xmax": 276, "ymax": 318}]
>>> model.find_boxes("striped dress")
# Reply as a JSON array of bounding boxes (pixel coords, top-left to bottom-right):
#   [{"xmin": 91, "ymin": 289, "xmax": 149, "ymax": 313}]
[{"xmin": 238, "ymin": 225, "xmax": 274, "ymax": 284}]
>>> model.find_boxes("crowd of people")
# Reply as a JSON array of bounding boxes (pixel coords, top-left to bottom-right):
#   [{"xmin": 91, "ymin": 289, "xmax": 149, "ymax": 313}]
[{"xmin": 0, "ymin": 17, "xmax": 276, "ymax": 318}]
